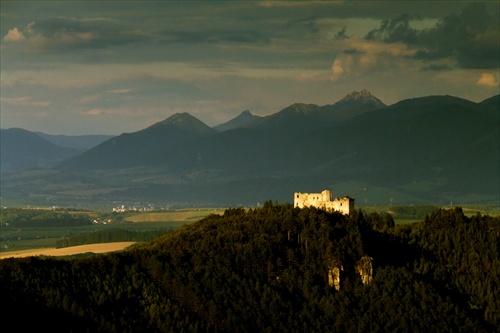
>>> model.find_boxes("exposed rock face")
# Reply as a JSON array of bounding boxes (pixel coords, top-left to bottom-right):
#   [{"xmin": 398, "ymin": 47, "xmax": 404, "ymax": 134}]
[
  {"xmin": 328, "ymin": 256, "xmax": 372, "ymax": 291},
  {"xmin": 355, "ymin": 255, "xmax": 373, "ymax": 285},
  {"xmin": 328, "ymin": 265, "xmax": 343, "ymax": 291}
]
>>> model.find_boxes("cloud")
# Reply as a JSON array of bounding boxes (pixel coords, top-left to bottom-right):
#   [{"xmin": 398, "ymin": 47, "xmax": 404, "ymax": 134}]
[
  {"xmin": 79, "ymin": 94, "xmax": 101, "ymax": 104},
  {"xmin": 82, "ymin": 107, "xmax": 146, "ymax": 117},
  {"xmin": 108, "ymin": 88, "xmax": 133, "ymax": 94},
  {"xmin": 334, "ymin": 26, "xmax": 348, "ymax": 40},
  {"xmin": 331, "ymin": 56, "xmax": 350, "ymax": 81},
  {"xmin": 3, "ymin": 27, "xmax": 26, "ymax": 42},
  {"xmin": 330, "ymin": 40, "xmax": 416, "ymax": 81},
  {"xmin": 0, "ymin": 96, "xmax": 50, "ymax": 107},
  {"xmin": 476, "ymin": 73, "xmax": 498, "ymax": 87},
  {"xmin": 365, "ymin": 14, "xmax": 417, "ymax": 43},
  {"xmin": 11, "ymin": 15, "xmax": 267, "ymax": 54},
  {"xmin": 365, "ymin": 2, "xmax": 500, "ymax": 70},
  {"xmin": 8, "ymin": 17, "xmax": 145, "ymax": 52},
  {"xmin": 157, "ymin": 29, "xmax": 267, "ymax": 45},
  {"xmin": 258, "ymin": 1, "xmax": 334, "ymax": 8},
  {"xmin": 422, "ymin": 64, "xmax": 452, "ymax": 71},
  {"xmin": 82, "ymin": 108, "xmax": 103, "ymax": 116}
]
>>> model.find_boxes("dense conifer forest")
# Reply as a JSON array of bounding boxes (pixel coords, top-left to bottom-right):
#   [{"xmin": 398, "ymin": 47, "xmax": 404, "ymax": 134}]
[{"xmin": 1, "ymin": 203, "xmax": 498, "ymax": 332}]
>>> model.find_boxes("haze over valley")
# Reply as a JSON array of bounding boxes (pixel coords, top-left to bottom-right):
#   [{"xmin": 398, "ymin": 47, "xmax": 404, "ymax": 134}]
[{"xmin": 1, "ymin": 90, "xmax": 498, "ymax": 209}]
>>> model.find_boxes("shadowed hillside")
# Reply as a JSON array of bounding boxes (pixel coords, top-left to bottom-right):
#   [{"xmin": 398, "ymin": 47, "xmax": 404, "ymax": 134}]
[
  {"xmin": 0, "ymin": 204, "xmax": 498, "ymax": 332},
  {"xmin": 0, "ymin": 128, "xmax": 83, "ymax": 173}
]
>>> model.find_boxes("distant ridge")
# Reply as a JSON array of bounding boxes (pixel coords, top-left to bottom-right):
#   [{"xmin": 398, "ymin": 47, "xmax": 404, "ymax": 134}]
[
  {"xmin": 251, "ymin": 103, "xmax": 321, "ymax": 132},
  {"xmin": 36, "ymin": 132, "xmax": 114, "ymax": 150},
  {"xmin": 1, "ymin": 128, "xmax": 82, "ymax": 173},
  {"xmin": 2, "ymin": 91, "xmax": 498, "ymax": 207},
  {"xmin": 213, "ymin": 110, "xmax": 261, "ymax": 132},
  {"xmin": 316, "ymin": 89, "xmax": 386, "ymax": 123},
  {"xmin": 147, "ymin": 112, "xmax": 215, "ymax": 136},
  {"xmin": 335, "ymin": 89, "xmax": 386, "ymax": 108},
  {"xmin": 59, "ymin": 112, "xmax": 216, "ymax": 170}
]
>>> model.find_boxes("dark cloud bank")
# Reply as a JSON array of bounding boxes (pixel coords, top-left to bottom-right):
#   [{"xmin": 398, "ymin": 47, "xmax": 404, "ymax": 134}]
[{"xmin": 365, "ymin": 2, "xmax": 499, "ymax": 69}]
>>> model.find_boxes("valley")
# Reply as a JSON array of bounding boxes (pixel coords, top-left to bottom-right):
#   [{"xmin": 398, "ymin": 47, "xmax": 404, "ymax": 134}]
[{"xmin": 1, "ymin": 91, "xmax": 499, "ymax": 210}]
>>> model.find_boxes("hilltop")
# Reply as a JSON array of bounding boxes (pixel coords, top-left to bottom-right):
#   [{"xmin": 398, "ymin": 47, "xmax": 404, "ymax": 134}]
[{"xmin": 0, "ymin": 204, "xmax": 498, "ymax": 332}]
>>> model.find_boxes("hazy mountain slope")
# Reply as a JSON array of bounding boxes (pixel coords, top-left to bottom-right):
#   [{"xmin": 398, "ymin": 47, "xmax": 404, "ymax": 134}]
[
  {"xmin": 59, "ymin": 113, "xmax": 217, "ymax": 170},
  {"xmin": 478, "ymin": 94, "xmax": 500, "ymax": 120},
  {"xmin": 242, "ymin": 90, "xmax": 386, "ymax": 135},
  {"xmin": 111, "ymin": 94, "xmax": 498, "ymax": 205},
  {"xmin": 295, "ymin": 96, "xmax": 499, "ymax": 196},
  {"xmin": 248, "ymin": 103, "xmax": 322, "ymax": 134},
  {"xmin": 57, "ymin": 90, "xmax": 390, "ymax": 173},
  {"xmin": 0, "ymin": 128, "xmax": 83, "ymax": 173},
  {"xmin": 213, "ymin": 110, "xmax": 261, "ymax": 132},
  {"xmin": 318, "ymin": 89, "xmax": 387, "ymax": 123},
  {"xmin": 36, "ymin": 132, "xmax": 114, "ymax": 150},
  {"xmin": 2, "ymin": 92, "xmax": 498, "ymax": 206}
]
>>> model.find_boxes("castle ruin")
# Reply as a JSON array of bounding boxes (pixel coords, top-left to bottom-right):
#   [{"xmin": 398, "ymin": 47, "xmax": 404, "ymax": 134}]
[{"xmin": 294, "ymin": 190, "xmax": 354, "ymax": 215}]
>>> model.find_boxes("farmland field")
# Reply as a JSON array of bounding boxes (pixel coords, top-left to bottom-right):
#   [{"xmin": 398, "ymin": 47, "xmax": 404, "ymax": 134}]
[
  {"xmin": 125, "ymin": 208, "xmax": 223, "ymax": 222},
  {"xmin": 0, "ymin": 242, "xmax": 136, "ymax": 259},
  {"xmin": 0, "ymin": 208, "xmax": 223, "ymax": 255}
]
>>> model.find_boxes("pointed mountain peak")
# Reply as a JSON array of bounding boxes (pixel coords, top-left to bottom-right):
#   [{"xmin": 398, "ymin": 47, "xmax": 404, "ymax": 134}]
[
  {"xmin": 344, "ymin": 89, "xmax": 373, "ymax": 99},
  {"xmin": 336, "ymin": 89, "xmax": 386, "ymax": 108},
  {"xmin": 231, "ymin": 110, "xmax": 255, "ymax": 122},
  {"xmin": 213, "ymin": 110, "xmax": 261, "ymax": 132},
  {"xmin": 239, "ymin": 110, "xmax": 253, "ymax": 117},
  {"xmin": 152, "ymin": 112, "xmax": 205, "ymax": 128},
  {"xmin": 163, "ymin": 112, "xmax": 198, "ymax": 125},
  {"xmin": 147, "ymin": 112, "xmax": 215, "ymax": 136}
]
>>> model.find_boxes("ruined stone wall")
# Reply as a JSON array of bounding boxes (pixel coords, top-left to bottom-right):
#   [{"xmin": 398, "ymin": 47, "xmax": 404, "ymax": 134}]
[{"xmin": 294, "ymin": 190, "xmax": 354, "ymax": 215}]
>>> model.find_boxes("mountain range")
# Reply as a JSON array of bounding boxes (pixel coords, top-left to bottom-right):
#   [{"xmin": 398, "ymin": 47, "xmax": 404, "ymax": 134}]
[
  {"xmin": 1, "ymin": 90, "xmax": 498, "ymax": 208},
  {"xmin": 0, "ymin": 128, "xmax": 113, "ymax": 173}
]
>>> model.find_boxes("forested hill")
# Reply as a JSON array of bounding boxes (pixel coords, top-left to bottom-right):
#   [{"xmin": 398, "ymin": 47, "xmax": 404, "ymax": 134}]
[{"xmin": 1, "ymin": 205, "xmax": 499, "ymax": 332}]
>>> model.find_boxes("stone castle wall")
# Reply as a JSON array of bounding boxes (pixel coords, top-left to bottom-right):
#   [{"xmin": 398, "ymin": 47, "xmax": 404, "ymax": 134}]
[{"xmin": 294, "ymin": 189, "xmax": 354, "ymax": 215}]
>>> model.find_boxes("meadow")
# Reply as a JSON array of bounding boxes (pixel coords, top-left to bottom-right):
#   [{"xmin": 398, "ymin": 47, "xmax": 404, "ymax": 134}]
[
  {"xmin": 0, "ymin": 208, "xmax": 222, "ymax": 256},
  {"xmin": 0, "ymin": 242, "xmax": 136, "ymax": 259}
]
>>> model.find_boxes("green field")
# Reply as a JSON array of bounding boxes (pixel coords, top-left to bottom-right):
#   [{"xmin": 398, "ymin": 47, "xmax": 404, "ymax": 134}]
[
  {"xmin": 359, "ymin": 204, "xmax": 500, "ymax": 220},
  {"xmin": 0, "ymin": 208, "xmax": 223, "ymax": 253},
  {"xmin": 2, "ymin": 204, "xmax": 498, "ymax": 254},
  {"xmin": 125, "ymin": 208, "xmax": 223, "ymax": 222}
]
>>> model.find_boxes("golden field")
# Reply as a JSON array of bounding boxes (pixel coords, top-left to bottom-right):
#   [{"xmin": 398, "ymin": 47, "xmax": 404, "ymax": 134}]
[{"xmin": 0, "ymin": 242, "xmax": 136, "ymax": 259}]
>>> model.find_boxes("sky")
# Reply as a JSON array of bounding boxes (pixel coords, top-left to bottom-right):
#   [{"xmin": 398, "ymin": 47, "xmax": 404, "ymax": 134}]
[{"xmin": 1, "ymin": 1, "xmax": 499, "ymax": 135}]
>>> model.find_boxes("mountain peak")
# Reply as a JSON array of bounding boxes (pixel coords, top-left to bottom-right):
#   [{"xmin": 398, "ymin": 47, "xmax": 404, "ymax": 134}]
[
  {"xmin": 213, "ymin": 110, "xmax": 260, "ymax": 132},
  {"xmin": 341, "ymin": 89, "xmax": 374, "ymax": 101},
  {"xmin": 164, "ymin": 112, "xmax": 196, "ymax": 125},
  {"xmin": 239, "ymin": 110, "xmax": 252, "ymax": 116},
  {"xmin": 146, "ymin": 112, "xmax": 215, "ymax": 137},
  {"xmin": 152, "ymin": 112, "xmax": 206, "ymax": 129},
  {"xmin": 336, "ymin": 89, "xmax": 386, "ymax": 108},
  {"xmin": 281, "ymin": 103, "xmax": 320, "ymax": 115}
]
